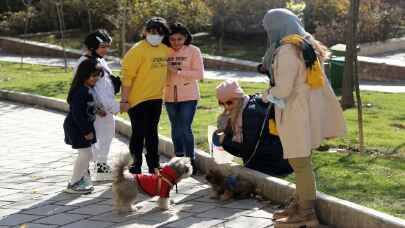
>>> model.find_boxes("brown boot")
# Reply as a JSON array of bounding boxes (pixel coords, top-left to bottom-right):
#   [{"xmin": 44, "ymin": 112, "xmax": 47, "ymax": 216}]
[
  {"xmin": 274, "ymin": 201, "xmax": 319, "ymax": 228},
  {"xmin": 272, "ymin": 194, "xmax": 298, "ymax": 220}
]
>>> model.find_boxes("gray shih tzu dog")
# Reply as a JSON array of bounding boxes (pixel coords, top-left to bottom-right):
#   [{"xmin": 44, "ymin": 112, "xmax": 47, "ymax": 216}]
[
  {"xmin": 112, "ymin": 155, "xmax": 193, "ymax": 214},
  {"xmin": 205, "ymin": 167, "xmax": 258, "ymax": 201}
]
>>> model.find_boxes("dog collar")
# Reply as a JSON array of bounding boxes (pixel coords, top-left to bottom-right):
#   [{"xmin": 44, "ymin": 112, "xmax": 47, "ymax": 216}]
[{"xmin": 225, "ymin": 176, "xmax": 238, "ymax": 190}]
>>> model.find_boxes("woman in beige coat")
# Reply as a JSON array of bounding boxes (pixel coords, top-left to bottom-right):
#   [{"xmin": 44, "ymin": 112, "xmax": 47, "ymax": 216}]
[{"xmin": 261, "ymin": 9, "xmax": 346, "ymax": 228}]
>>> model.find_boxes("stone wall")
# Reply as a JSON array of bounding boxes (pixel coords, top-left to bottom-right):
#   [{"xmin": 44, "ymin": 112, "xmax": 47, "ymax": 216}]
[
  {"xmin": 202, "ymin": 54, "xmax": 258, "ymax": 72},
  {"xmin": 359, "ymin": 37, "xmax": 405, "ymax": 56},
  {"xmin": 0, "ymin": 36, "xmax": 82, "ymax": 58},
  {"xmin": 358, "ymin": 57, "xmax": 405, "ymax": 81},
  {"xmin": 203, "ymin": 54, "xmax": 405, "ymax": 82}
]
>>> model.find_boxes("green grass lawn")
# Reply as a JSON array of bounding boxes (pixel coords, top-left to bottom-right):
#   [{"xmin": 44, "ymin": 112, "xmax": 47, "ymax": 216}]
[{"xmin": 1, "ymin": 61, "xmax": 404, "ymax": 219}]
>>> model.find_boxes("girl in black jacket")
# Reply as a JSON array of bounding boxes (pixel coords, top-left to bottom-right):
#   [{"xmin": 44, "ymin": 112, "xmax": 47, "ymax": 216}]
[{"xmin": 63, "ymin": 58, "xmax": 102, "ymax": 194}]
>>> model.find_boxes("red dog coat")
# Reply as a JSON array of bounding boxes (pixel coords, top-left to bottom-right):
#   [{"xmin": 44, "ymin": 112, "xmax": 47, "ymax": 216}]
[{"xmin": 134, "ymin": 166, "xmax": 178, "ymax": 198}]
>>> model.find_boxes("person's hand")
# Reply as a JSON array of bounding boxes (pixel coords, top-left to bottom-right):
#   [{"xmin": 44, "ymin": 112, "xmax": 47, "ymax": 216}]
[
  {"xmin": 262, "ymin": 89, "xmax": 286, "ymax": 109},
  {"xmin": 168, "ymin": 65, "xmax": 179, "ymax": 74},
  {"xmin": 257, "ymin": 63, "xmax": 268, "ymax": 74},
  {"xmin": 96, "ymin": 110, "xmax": 107, "ymax": 117},
  {"xmin": 261, "ymin": 89, "xmax": 270, "ymax": 103},
  {"xmin": 84, "ymin": 132, "xmax": 94, "ymax": 141},
  {"xmin": 120, "ymin": 102, "xmax": 130, "ymax": 113}
]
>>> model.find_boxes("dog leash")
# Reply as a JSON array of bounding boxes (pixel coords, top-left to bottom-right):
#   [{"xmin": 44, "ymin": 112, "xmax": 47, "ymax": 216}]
[
  {"xmin": 244, "ymin": 102, "xmax": 274, "ymax": 167},
  {"xmin": 155, "ymin": 169, "xmax": 177, "ymax": 194}
]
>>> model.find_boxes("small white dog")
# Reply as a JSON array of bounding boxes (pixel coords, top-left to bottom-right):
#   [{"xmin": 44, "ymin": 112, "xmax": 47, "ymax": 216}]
[{"xmin": 112, "ymin": 155, "xmax": 193, "ymax": 214}]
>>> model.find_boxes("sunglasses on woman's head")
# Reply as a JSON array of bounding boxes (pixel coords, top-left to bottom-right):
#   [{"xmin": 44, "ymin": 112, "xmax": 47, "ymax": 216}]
[{"xmin": 218, "ymin": 100, "xmax": 233, "ymax": 106}]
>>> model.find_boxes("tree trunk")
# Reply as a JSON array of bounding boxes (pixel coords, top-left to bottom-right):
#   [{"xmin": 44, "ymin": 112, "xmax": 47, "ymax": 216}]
[
  {"xmin": 351, "ymin": 0, "xmax": 364, "ymax": 153},
  {"xmin": 340, "ymin": 0, "xmax": 356, "ymax": 109},
  {"xmin": 84, "ymin": 0, "xmax": 92, "ymax": 32},
  {"xmin": 120, "ymin": 0, "xmax": 128, "ymax": 57},
  {"xmin": 20, "ymin": 2, "xmax": 32, "ymax": 68},
  {"xmin": 55, "ymin": 0, "xmax": 67, "ymax": 72},
  {"xmin": 20, "ymin": 14, "xmax": 29, "ymax": 68}
]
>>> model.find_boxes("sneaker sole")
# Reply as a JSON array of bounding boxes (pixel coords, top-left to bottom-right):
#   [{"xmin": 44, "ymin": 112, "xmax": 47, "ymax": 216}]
[{"xmin": 63, "ymin": 188, "xmax": 93, "ymax": 194}]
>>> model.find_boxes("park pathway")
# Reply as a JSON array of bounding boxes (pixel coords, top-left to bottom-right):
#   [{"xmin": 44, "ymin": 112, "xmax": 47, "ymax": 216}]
[{"xmin": 0, "ymin": 100, "xmax": 280, "ymax": 228}]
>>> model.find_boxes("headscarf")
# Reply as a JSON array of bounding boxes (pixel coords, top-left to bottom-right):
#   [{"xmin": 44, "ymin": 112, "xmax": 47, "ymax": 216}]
[
  {"xmin": 262, "ymin": 8, "xmax": 324, "ymax": 89},
  {"xmin": 262, "ymin": 8, "xmax": 307, "ymax": 73},
  {"xmin": 216, "ymin": 80, "xmax": 249, "ymax": 143},
  {"xmin": 216, "ymin": 80, "xmax": 245, "ymax": 102}
]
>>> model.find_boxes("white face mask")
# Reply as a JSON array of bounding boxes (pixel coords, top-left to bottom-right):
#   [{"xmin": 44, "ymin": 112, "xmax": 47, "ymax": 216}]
[{"xmin": 146, "ymin": 34, "xmax": 163, "ymax": 46}]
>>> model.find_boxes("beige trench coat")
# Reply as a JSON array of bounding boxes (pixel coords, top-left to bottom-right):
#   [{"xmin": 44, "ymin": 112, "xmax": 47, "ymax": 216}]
[{"xmin": 270, "ymin": 44, "xmax": 346, "ymax": 159}]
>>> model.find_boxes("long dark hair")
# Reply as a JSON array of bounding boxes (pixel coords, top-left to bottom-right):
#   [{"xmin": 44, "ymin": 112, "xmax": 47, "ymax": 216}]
[
  {"xmin": 67, "ymin": 58, "xmax": 102, "ymax": 104},
  {"xmin": 167, "ymin": 22, "xmax": 192, "ymax": 47}
]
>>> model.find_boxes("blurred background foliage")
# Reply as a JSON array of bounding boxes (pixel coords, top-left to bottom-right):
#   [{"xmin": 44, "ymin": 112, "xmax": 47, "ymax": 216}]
[{"xmin": 0, "ymin": 0, "xmax": 404, "ymax": 47}]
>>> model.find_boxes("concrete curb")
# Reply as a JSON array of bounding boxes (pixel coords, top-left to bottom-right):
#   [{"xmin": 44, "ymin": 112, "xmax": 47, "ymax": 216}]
[{"xmin": 0, "ymin": 89, "xmax": 404, "ymax": 228}]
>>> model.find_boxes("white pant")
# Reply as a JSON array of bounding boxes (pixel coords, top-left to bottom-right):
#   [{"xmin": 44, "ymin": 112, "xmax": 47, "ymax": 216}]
[
  {"xmin": 71, "ymin": 147, "xmax": 93, "ymax": 184},
  {"xmin": 92, "ymin": 113, "xmax": 115, "ymax": 163}
]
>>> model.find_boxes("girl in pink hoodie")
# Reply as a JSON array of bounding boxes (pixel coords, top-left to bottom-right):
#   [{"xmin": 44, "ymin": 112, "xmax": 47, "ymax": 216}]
[{"xmin": 164, "ymin": 23, "xmax": 204, "ymax": 174}]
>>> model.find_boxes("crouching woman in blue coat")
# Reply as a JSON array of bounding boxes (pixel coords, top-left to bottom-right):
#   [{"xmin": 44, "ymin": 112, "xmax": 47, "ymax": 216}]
[
  {"xmin": 63, "ymin": 58, "xmax": 103, "ymax": 194},
  {"xmin": 214, "ymin": 80, "xmax": 293, "ymax": 177}
]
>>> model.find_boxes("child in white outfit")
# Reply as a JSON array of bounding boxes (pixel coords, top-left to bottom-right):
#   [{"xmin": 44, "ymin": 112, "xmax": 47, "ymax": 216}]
[{"xmin": 75, "ymin": 30, "xmax": 120, "ymax": 181}]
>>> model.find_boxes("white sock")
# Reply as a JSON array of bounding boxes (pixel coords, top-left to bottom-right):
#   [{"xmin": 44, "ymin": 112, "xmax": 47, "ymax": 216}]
[{"xmin": 70, "ymin": 147, "xmax": 93, "ymax": 184}]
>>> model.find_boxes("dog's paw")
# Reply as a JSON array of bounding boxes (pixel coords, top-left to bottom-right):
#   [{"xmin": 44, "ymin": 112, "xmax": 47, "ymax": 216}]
[
  {"xmin": 114, "ymin": 205, "xmax": 135, "ymax": 215},
  {"xmin": 209, "ymin": 191, "xmax": 220, "ymax": 199},
  {"xmin": 159, "ymin": 204, "xmax": 174, "ymax": 211},
  {"xmin": 219, "ymin": 191, "xmax": 233, "ymax": 201},
  {"xmin": 157, "ymin": 197, "xmax": 170, "ymax": 210}
]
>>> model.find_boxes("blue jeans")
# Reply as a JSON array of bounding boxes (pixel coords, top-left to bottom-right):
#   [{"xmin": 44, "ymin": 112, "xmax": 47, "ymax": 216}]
[{"xmin": 165, "ymin": 100, "xmax": 197, "ymax": 159}]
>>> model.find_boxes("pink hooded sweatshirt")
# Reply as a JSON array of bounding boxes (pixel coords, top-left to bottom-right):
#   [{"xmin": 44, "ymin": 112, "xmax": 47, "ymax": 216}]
[{"xmin": 164, "ymin": 45, "xmax": 204, "ymax": 102}]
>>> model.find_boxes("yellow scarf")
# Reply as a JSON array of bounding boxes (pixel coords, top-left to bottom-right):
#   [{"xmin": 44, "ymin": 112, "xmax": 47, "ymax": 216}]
[
  {"xmin": 269, "ymin": 119, "xmax": 278, "ymax": 135},
  {"xmin": 281, "ymin": 34, "xmax": 324, "ymax": 89}
]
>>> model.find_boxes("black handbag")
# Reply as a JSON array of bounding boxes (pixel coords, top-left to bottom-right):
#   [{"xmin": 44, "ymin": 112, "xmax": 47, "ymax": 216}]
[{"xmin": 110, "ymin": 74, "xmax": 121, "ymax": 94}]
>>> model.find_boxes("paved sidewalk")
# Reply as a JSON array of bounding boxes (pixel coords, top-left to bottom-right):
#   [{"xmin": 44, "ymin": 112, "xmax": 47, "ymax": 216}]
[
  {"xmin": 0, "ymin": 100, "xmax": 278, "ymax": 228},
  {"xmin": 1, "ymin": 52, "xmax": 405, "ymax": 91}
]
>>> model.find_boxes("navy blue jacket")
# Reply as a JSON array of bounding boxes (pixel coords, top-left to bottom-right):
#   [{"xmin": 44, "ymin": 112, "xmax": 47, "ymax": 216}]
[
  {"xmin": 222, "ymin": 95, "xmax": 293, "ymax": 177},
  {"xmin": 63, "ymin": 85, "xmax": 97, "ymax": 149}
]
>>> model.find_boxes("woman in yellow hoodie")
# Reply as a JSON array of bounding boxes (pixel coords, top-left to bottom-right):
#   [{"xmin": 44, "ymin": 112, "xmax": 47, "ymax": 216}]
[{"xmin": 120, "ymin": 17, "xmax": 170, "ymax": 174}]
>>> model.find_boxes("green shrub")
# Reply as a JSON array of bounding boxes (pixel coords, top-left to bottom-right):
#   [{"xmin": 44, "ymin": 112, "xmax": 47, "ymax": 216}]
[
  {"xmin": 303, "ymin": 0, "xmax": 404, "ymax": 46},
  {"xmin": 206, "ymin": 0, "xmax": 287, "ymax": 36},
  {"xmin": 127, "ymin": 0, "xmax": 211, "ymax": 40}
]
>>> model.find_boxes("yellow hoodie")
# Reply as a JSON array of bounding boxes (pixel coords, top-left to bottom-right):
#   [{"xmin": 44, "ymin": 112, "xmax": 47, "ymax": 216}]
[{"xmin": 122, "ymin": 40, "xmax": 170, "ymax": 108}]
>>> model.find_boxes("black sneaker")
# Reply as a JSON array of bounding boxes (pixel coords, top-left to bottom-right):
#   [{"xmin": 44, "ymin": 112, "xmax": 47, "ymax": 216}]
[{"xmin": 129, "ymin": 165, "xmax": 141, "ymax": 174}]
